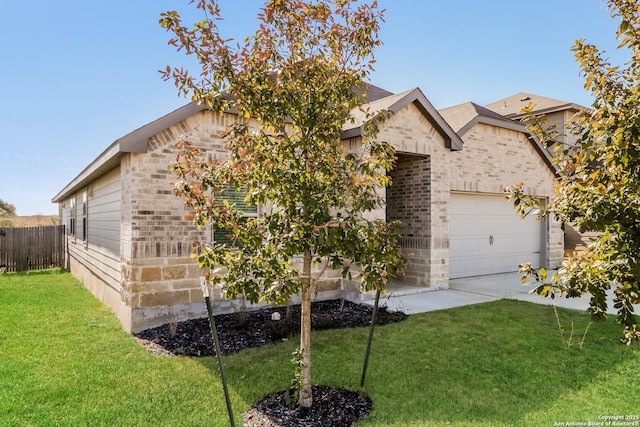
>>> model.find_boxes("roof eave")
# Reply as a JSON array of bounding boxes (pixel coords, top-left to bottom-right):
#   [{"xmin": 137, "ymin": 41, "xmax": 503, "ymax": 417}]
[
  {"xmin": 507, "ymin": 103, "xmax": 584, "ymax": 119},
  {"xmin": 458, "ymin": 116, "xmax": 527, "ymax": 138},
  {"xmin": 527, "ymin": 133, "xmax": 557, "ymax": 175},
  {"xmin": 54, "ymin": 88, "xmax": 464, "ymax": 203},
  {"xmin": 51, "ymin": 142, "xmax": 124, "ymax": 203},
  {"xmin": 118, "ymin": 102, "xmax": 211, "ymax": 153},
  {"xmin": 340, "ymin": 127, "xmax": 362, "ymax": 139},
  {"xmin": 53, "ymin": 102, "xmax": 215, "ymax": 203}
]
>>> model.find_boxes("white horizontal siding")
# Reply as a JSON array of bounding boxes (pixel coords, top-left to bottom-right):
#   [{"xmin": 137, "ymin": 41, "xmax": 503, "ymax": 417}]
[
  {"xmin": 68, "ymin": 241, "xmax": 121, "ymax": 292},
  {"xmin": 88, "ymin": 168, "xmax": 121, "ymax": 256},
  {"xmin": 60, "ymin": 200, "xmax": 71, "ymax": 231},
  {"xmin": 62, "ymin": 167, "xmax": 122, "ymax": 293}
]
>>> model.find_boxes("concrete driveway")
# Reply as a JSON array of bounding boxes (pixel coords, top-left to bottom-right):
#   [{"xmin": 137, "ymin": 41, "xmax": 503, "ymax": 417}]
[{"xmin": 368, "ymin": 271, "xmax": 636, "ymax": 316}]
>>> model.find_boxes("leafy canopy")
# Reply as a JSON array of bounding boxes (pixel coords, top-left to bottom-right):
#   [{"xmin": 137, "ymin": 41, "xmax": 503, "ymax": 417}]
[
  {"xmin": 160, "ymin": 0, "xmax": 405, "ymax": 407},
  {"xmin": 0, "ymin": 199, "xmax": 16, "ymax": 227},
  {"xmin": 0, "ymin": 199, "xmax": 16, "ymax": 218},
  {"xmin": 161, "ymin": 0, "xmax": 404, "ymax": 302},
  {"xmin": 506, "ymin": 0, "xmax": 640, "ymax": 344}
]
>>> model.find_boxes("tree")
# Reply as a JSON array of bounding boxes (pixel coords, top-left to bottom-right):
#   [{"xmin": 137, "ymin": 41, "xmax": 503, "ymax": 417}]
[
  {"xmin": 160, "ymin": 0, "xmax": 406, "ymax": 407},
  {"xmin": 505, "ymin": 0, "xmax": 640, "ymax": 344},
  {"xmin": 0, "ymin": 199, "xmax": 16, "ymax": 218},
  {"xmin": 0, "ymin": 199, "xmax": 16, "ymax": 227}
]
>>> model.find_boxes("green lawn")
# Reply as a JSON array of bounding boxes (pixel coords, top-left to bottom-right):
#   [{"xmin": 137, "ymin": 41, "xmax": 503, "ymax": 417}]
[{"xmin": 1, "ymin": 270, "xmax": 639, "ymax": 426}]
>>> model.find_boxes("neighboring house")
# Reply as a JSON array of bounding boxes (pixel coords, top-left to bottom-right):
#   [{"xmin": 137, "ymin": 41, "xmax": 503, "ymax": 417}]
[
  {"xmin": 53, "ymin": 86, "xmax": 563, "ymax": 333},
  {"xmin": 485, "ymin": 92, "xmax": 585, "ymax": 148},
  {"xmin": 485, "ymin": 92, "xmax": 591, "ymax": 257}
]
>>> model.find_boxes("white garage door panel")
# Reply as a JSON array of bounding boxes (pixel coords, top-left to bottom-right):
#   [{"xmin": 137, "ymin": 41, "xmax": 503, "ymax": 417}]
[{"xmin": 450, "ymin": 193, "xmax": 542, "ymax": 278}]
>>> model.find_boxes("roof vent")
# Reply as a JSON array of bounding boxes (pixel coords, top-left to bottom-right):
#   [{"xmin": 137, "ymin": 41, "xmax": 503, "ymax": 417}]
[{"xmin": 520, "ymin": 96, "xmax": 531, "ymax": 102}]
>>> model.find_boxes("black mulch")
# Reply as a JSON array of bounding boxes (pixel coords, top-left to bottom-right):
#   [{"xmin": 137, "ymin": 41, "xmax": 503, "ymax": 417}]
[
  {"xmin": 134, "ymin": 299, "xmax": 407, "ymax": 357},
  {"xmin": 243, "ymin": 386, "xmax": 372, "ymax": 427},
  {"xmin": 133, "ymin": 299, "xmax": 406, "ymax": 426}
]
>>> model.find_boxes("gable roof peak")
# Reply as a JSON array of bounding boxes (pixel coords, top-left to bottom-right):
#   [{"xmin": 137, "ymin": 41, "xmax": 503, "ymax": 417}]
[
  {"xmin": 439, "ymin": 101, "xmax": 516, "ymax": 134},
  {"xmin": 344, "ymin": 87, "xmax": 463, "ymax": 151}
]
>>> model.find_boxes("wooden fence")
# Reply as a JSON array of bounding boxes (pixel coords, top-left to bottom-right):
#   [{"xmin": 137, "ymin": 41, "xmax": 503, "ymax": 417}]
[{"xmin": 0, "ymin": 225, "xmax": 66, "ymax": 272}]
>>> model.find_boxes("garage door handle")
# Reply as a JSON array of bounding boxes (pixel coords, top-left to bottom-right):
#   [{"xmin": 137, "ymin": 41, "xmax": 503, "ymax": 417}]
[{"xmin": 489, "ymin": 235, "xmax": 494, "ymax": 246}]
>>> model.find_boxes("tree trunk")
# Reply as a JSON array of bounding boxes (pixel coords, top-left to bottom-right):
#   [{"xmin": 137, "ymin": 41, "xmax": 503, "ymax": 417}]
[{"xmin": 298, "ymin": 249, "xmax": 313, "ymax": 408}]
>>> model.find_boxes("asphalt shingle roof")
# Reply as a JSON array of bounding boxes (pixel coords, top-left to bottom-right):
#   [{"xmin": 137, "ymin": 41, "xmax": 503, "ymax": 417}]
[
  {"xmin": 439, "ymin": 102, "xmax": 518, "ymax": 134},
  {"xmin": 484, "ymin": 92, "xmax": 582, "ymax": 117}
]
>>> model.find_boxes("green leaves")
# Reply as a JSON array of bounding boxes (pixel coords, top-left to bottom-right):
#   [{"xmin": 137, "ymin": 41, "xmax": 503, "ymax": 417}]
[
  {"xmin": 509, "ymin": 1, "xmax": 640, "ymax": 343},
  {"xmin": 164, "ymin": 0, "xmax": 404, "ymax": 292},
  {"xmin": 0, "ymin": 198, "xmax": 16, "ymax": 218},
  {"xmin": 163, "ymin": 0, "xmax": 406, "ymax": 406}
]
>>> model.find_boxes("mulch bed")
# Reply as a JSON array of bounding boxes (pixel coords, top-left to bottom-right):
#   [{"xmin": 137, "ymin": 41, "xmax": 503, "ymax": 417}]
[
  {"xmin": 243, "ymin": 386, "xmax": 372, "ymax": 427},
  {"xmin": 133, "ymin": 299, "xmax": 406, "ymax": 426},
  {"xmin": 134, "ymin": 299, "xmax": 407, "ymax": 357}
]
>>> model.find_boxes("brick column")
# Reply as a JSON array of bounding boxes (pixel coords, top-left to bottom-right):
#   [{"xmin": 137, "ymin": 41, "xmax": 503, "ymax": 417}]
[{"xmin": 387, "ymin": 154, "xmax": 432, "ymax": 286}]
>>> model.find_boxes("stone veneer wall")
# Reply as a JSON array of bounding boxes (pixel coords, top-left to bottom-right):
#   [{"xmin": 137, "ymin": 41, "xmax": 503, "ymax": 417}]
[
  {"xmin": 120, "ymin": 111, "xmax": 345, "ymax": 332},
  {"xmin": 59, "ymin": 96, "xmax": 566, "ymax": 332},
  {"xmin": 110, "ymin": 102, "xmax": 562, "ymax": 331},
  {"xmin": 117, "ymin": 103, "xmax": 458, "ymax": 330},
  {"xmin": 120, "ymin": 111, "xmax": 233, "ymax": 332}
]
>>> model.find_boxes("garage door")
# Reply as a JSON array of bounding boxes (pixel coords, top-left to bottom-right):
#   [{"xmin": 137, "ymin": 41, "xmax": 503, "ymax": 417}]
[{"xmin": 449, "ymin": 193, "xmax": 543, "ymax": 278}]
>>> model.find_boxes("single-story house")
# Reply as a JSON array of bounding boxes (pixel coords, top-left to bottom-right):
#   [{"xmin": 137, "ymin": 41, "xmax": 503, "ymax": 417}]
[{"xmin": 52, "ymin": 85, "xmax": 564, "ymax": 332}]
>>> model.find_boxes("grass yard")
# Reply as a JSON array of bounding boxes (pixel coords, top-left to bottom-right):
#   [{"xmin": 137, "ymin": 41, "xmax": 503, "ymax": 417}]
[{"xmin": 1, "ymin": 270, "xmax": 639, "ymax": 426}]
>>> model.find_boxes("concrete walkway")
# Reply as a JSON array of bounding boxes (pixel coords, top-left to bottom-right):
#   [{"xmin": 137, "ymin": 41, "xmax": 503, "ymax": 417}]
[{"xmin": 364, "ymin": 271, "xmax": 635, "ymax": 315}]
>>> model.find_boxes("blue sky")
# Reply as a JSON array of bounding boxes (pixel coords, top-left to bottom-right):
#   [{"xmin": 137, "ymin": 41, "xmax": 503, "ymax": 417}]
[{"xmin": 0, "ymin": 0, "xmax": 622, "ymax": 215}]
